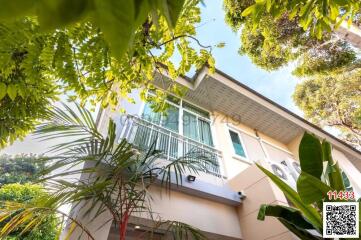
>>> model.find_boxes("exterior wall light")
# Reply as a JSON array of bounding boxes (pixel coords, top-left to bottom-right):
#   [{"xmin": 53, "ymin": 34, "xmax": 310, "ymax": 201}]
[
  {"xmin": 187, "ymin": 175, "xmax": 196, "ymax": 182},
  {"xmin": 238, "ymin": 191, "xmax": 246, "ymax": 200},
  {"xmin": 134, "ymin": 225, "xmax": 141, "ymax": 230}
]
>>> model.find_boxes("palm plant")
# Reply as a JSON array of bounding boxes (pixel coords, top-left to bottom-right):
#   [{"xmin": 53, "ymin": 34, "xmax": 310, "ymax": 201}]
[
  {"xmin": 256, "ymin": 132, "xmax": 360, "ymax": 239},
  {"xmin": 0, "ymin": 104, "xmax": 216, "ymax": 240}
]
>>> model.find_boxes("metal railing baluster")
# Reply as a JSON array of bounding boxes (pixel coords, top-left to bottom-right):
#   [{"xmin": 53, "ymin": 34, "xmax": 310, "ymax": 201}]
[{"xmin": 123, "ymin": 115, "xmax": 225, "ymax": 178}]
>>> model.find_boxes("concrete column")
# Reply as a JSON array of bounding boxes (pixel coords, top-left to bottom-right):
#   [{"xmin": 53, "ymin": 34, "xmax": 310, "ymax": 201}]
[{"xmin": 228, "ymin": 165, "xmax": 297, "ymax": 240}]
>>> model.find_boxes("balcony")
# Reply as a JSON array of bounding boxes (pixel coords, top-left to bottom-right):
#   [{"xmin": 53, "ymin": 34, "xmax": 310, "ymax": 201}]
[{"xmin": 118, "ymin": 115, "xmax": 224, "ymax": 178}]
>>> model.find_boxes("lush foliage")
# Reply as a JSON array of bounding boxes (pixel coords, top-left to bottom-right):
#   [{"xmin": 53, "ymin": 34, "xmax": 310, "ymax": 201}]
[
  {"xmin": 0, "ymin": 18, "xmax": 58, "ymax": 148},
  {"xmin": 0, "ymin": 0, "xmax": 196, "ymax": 60},
  {"xmin": 0, "ymin": 154, "xmax": 45, "ymax": 185},
  {"xmin": 224, "ymin": 1, "xmax": 359, "ymax": 75},
  {"xmin": 0, "ymin": 183, "xmax": 58, "ymax": 240},
  {"xmin": 238, "ymin": 0, "xmax": 361, "ymax": 37},
  {"xmin": 0, "ymin": 104, "xmax": 216, "ymax": 240},
  {"xmin": 0, "ymin": 0, "xmax": 218, "ymax": 148},
  {"xmin": 293, "ymin": 70, "xmax": 361, "ymax": 148},
  {"xmin": 223, "ymin": 0, "xmax": 361, "ymax": 148},
  {"xmin": 257, "ymin": 132, "xmax": 360, "ymax": 239}
]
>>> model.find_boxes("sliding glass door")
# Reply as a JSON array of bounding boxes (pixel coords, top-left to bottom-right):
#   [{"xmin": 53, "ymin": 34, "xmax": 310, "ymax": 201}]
[
  {"xmin": 183, "ymin": 111, "xmax": 213, "ymax": 146},
  {"xmin": 135, "ymin": 93, "xmax": 214, "ymax": 161}
]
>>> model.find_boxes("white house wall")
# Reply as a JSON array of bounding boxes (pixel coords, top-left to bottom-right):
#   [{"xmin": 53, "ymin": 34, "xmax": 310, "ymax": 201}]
[{"xmin": 91, "ymin": 84, "xmax": 361, "ymax": 240}]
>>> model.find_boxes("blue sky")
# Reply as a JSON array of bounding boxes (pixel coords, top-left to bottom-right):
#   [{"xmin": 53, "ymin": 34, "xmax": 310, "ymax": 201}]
[
  {"xmin": 196, "ymin": 0, "xmax": 302, "ymax": 115},
  {"xmin": 2, "ymin": 0, "xmax": 304, "ymax": 155}
]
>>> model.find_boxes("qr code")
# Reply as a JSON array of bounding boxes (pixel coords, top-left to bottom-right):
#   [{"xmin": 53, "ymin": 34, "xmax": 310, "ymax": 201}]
[{"xmin": 323, "ymin": 202, "xmax": 359, "ymax": 238}]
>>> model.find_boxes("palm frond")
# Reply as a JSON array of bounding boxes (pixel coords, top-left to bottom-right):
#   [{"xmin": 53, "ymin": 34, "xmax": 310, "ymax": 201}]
[
  {"xmin": 34, "ymin": 103, "xmax": 102, "ymax": 153},
  {"xmin": 4, "ymin": 103, "xmax": 213, "ymax": 239},
  {"xmin": 157, "ymin": 148, "xmax": 218, "ymax": 191},
  {"xmin": 0, "ymin": 200, "xmax": 95, "ymax": 240}
]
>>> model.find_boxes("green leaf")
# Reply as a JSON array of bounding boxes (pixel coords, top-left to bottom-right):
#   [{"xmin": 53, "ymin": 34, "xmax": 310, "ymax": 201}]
[
  {"xmin": 256, "ymin": 164, "xmax": 322, "ymax": 231},
  {"xmin": 17, "ymin": 84, "xmax": 26, "ymax": 99},
  {"xmin": 0, "ymin": 83, "xmax": 6, "ymax": 100},
  {"xmin": 333, "ymin": 0, "xmax": 348, "ymax": 6},
  {"xmin": 329, "ymin": 4, "xmax": 339, "ymax": 21},
  {"xmin": 288, "ymin": 6, "xmax": 299, "ymax": 19},
  {"xmin": 160, "ymin": 0, "xmax": 186, "ymax": 29},
  {"xmin": 7, "ymin": 84, "xmax": 17, "ymax": 101},
  {"xmin": 322, "ymin": 140, "xmax": 332, "ymax": 163},
  {"xmin": 300, "ymin": 0, "xmax": 314, "ymax": 17},
  {"xmin": 322, "ymin": 0, "xmax": 328, "ymax": 16},
  {"xmin": 278, "ymin": 219, "xmax": 322, "ymax": 240},
  {"xmin": 37, "ymin": 0, "xmax": 90, "ymax": 30},
  {"xmin": 326, "ymin": 163, "xmax": 345, "ymax": 191},
  {"xmin": 334, "ymin": 14, "xmax": 347, "ymax": 29},
  {"xmin": 94, "ymin": 0, "xmax": 135, "ymax": 59},
  {"xmin": 299, "ymin": 132, "xmax": 323, "ymax": 179},
  {"xmin": 321, "ymin": 139, "xmax": 345, "ymax": 191},
  {"xmin": 0, "ymin": 0, "xmax": 36, "ymax": 20},
  {"xmin": 258, "ymin": 204, "xmax": 321, "ymax": 239},
  {"xmin": 266, "ymin": 0, "xmax": 272, "ymax": 12},
  {"xmin": 315, "ymin": 22, "xmax": 322, "ymax": 39},
  {"xmin": 258, "ymin": 204, "xmax": 315, "ymax": 229},
  {"xmin": 242, "ymin": 5, "xmax": 256, "ymax": 17},
  {"xmin": 297, "ymin": 171, "xmax": 332, "ymax": 204},
  {"xmin": 134, "ymin": 0, "xmax": 151, "ymax": 28},
  {"xmin": 347, "ymin": 14, "xmax": 352, "ymax": 27}
]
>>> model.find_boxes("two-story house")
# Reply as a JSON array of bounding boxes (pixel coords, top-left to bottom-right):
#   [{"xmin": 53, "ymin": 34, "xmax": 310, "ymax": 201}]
[{"xmin": 77, "ymin": 66, "xmax": 361, "ymax": 240}]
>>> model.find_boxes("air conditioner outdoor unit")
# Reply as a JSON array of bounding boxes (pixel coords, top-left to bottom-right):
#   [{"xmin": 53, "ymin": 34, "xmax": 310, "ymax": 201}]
[
  {"xmin": 281, "ymin": 158, "xmax": 301, "ymax": 182},
  {"xmin": 269, "ymin": 161, "xmax": 297, "ymax": 189}
]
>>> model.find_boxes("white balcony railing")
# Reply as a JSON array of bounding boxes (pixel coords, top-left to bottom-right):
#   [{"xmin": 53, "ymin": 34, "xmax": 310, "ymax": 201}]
[{"xmin": 119, "ymin": 115, "xmax": 224, "ymax": 178}]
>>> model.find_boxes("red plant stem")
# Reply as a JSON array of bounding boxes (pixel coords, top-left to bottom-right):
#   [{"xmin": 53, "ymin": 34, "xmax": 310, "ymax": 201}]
[{"xmin": 119, "ymin": 211, "xmax": 130, "ymax": 240}]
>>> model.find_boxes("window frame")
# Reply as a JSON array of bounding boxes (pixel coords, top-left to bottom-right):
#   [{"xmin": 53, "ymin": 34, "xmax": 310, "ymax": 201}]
[
  {"xmin": 140, "ymin": 91, "xmax": 214, "ymax": 147},
  {"xmin": 227, "ymin": 126, "xmax": 249, "ymax": 162}
]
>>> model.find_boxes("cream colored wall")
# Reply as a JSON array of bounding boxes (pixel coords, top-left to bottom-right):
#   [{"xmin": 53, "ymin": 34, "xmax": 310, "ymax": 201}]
[
  {"xmin": 141, "ymin": 186, "xmax": 243, "ymax": 239},
  {"xmin": 68, "ymin": 186, "xmax": 242, "ymax": 240},
  {"xmin": 211, "ymin": 111, "xmax": 294, "ymax": 179},
  {"xmin": 228, "ymin": 165, "xmax": 295, "ymax": 240},
  {"xmin": 64, "ymin": 201, "xmax": 113, "ymax": 240},
  {"xmin": 287, "ymin": 134, "xmax": 302, "ymax": 161}
]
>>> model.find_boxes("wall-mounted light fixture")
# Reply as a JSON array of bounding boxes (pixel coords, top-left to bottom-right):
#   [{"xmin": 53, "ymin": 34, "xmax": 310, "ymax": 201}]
[
  {"xmin": 134, "ymin": 225, "xmax": 141, "ymax": 230},
  {"xmin": 187, "ymin": 175, "xmax": 196, "ymax": 182},
  {"xmin": 238, "ymin": 191, "xmax": 246, "ymax": 200}
]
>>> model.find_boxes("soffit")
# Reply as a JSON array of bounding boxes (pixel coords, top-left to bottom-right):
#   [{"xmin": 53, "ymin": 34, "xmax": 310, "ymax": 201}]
[
  {"xmin": 153, "ymin": 71, "xmax": 360, "ymax": 159},
  {"xmin": 181, "ymin": 75, "xmax": 304, "ymax": 144}
]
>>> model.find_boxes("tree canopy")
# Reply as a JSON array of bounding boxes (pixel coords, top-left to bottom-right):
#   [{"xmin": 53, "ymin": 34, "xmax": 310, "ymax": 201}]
[
  {"xmin": 224, "ymin": 1, "xmax": 359, "ymax": 76},
  {"xmin": 293, "ymin": 69, "xmax": 361, "ymax": 148},
  {"xmin": 224, "ymin": 0, "xmax": 361, "ymax": 148},
  {"xmin": 0, "ymin": 0, "xmax": 219, "ymax": 148},
  {"xmin": 0, "ymin": 154, "xmax": 45, "ymax": 185},
  {"xmin": 238, "ymin": 0, "xmax": 360, "ymax": 38},
  {"xmin": 0, "ymin": 183, "xmax": 58, "ymax": 240}
]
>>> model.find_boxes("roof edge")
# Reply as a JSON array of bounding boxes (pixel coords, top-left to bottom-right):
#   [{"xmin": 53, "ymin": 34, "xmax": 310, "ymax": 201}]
[{"xmin": 210, "ymin": 67, "xmax": 361, "ymax": 158}]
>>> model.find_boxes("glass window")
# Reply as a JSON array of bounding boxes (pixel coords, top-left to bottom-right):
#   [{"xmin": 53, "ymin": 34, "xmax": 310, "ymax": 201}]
[
  {"xmin": 229, "ymin": 130, "xmax": 246, "ymax": 158},
  {"xmin": 183, "ymin": 111, "xmax": 199, "ymax": 141},
  {"xmin": 142, "ymin": 102, "xmax": 179, "ymax": 132},
  {"xmin": 199, "ymin": 119, "xmax": 213, "ymax": 146},
  {"xmin": 183, "ymin": 111, "xmax": 213, "ymax": 146},
  {"xmin": 182, "ymin": 102, "xmax": 210, "ymax": 119},
  {"xmin": 161, "ymin": 104, "xmax": 179, "ymax": 132},
  {"xmin": 142, "ymin": 102, "xmax": 161, "ymax": 124},
  {"xmin": 141, "ymin": 97, "xmax": 214, "ymax": 146}
]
